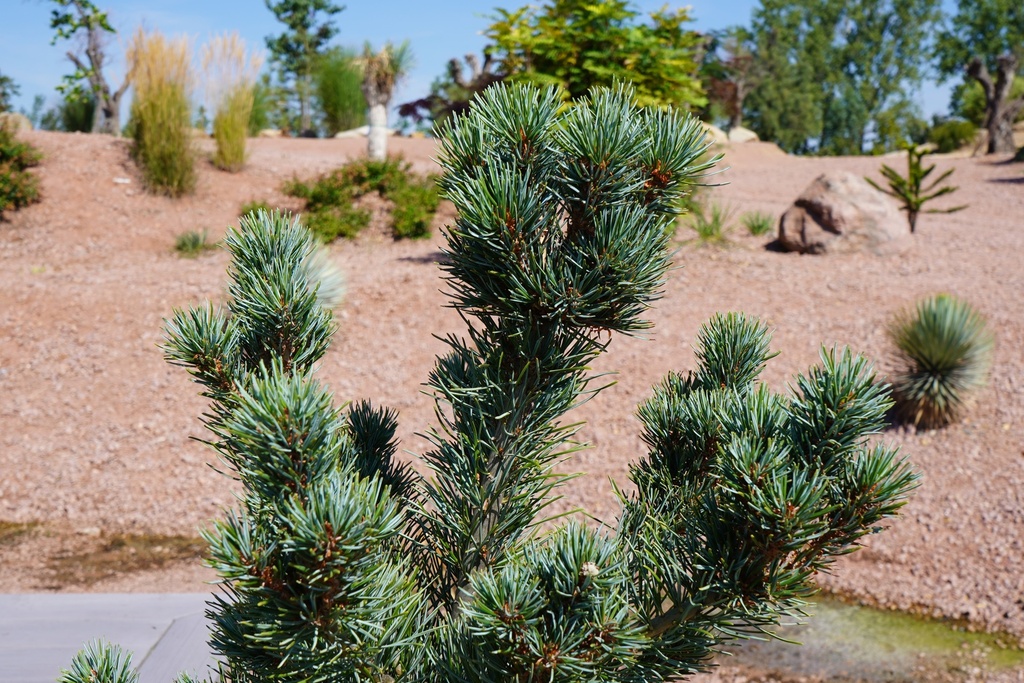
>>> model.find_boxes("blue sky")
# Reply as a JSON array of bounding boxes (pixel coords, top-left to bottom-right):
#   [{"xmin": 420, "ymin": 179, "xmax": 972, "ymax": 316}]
[{"xmin": 2, "ymin": 0, "xmax": 952, "ymax": 123}]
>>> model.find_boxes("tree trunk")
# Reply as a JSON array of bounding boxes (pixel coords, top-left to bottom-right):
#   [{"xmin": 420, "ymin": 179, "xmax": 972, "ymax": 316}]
[
  {"xmin": 968, "ymin": 54, "xmax": 1023, "ymax": 155},
  {"xmin": 367, "ymin": 102, "xmax": 388, "ymax": 161},
  {"xmin": 70, "ymin": 21, "xmax": 130, "ymax": 136},
  {"xmin": 730, "ymin": 79, "xmax": 749, "ymax": 130},
  {"xmin": 298, "ymin": 74, "xmax": 312, "ymax": 135}
]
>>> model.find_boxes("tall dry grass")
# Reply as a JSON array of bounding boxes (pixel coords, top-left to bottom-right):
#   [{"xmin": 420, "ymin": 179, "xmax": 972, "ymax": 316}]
[
  {"xmin": 202, "ymin": 33, "xmax": 263, "ymax": 172},
  {"xmin": 128, "ymin": 29, "xmax": 196, "ymax": 197}
]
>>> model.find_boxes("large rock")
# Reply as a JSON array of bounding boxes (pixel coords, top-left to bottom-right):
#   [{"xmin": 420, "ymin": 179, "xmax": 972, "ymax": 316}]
[
  {"xmin": 778, "ymin": 171, "xmax": 909, "ymax": 255},
  {"xmin": 0, "ymin": 112, "xmax": 33, "ymax": 132},
  {"xmin": 333, "ymin": 125, "xmax": 398, "ymax": 139},
  {"xmin": 728, "ymin": 125, "xmax": 759, "ymax": 143},
  {"xmin": 700, "ymin": 122, "xmax": 728, "ymax": 145}
]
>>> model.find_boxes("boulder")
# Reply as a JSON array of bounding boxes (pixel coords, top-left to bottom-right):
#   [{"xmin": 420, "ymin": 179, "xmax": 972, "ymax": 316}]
[
  {"xmin": 257, "ymin": 128, "xmax": 283, "ymax": 138},
  {"xmin": 728, "ymin": 126, "xmax": 759, "ymax": 143},
  {"xmin": 778, "ymin": 171, "xmax": 910, "ymax": 255},
  {"xmin": 333, "ymin": 125, "xmax": 399, "ymax": 139},
  {"xmin": 0, "ymin": 112, "xmax": 33, "ymax": 132},
  {"xmin": 700, "ymin": 122, "xmax": 728, "ymax": 145}
]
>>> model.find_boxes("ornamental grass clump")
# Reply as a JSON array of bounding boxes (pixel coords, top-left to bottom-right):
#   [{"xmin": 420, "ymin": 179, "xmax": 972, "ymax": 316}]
[
  {"xmin": 61, "ymin": 83, "xmax": 916, "ymax": 683},
  {"xmin": 127, "ymin": 29, "xmax": 196, "ymax": 197},
  {"xmin": 889, "ymin": 293, "xmax": 994, "ymax": 429},
  {"xmin": 202, "ymin": 33, "xmax": 263, "ymax": 172}
]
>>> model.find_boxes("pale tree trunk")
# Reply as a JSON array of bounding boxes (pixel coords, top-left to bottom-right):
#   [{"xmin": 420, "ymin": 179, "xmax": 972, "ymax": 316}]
[
  {"xmin": 968, "ymin": 54, "xmax": 1024, "ymax": 155},
  {"xmin": 69, "ymin": 20, "xmax": 130, "ymax": 135},
  {"xmin": 367, "ymin": 101, "xmax": 388, "ymax": 161}
]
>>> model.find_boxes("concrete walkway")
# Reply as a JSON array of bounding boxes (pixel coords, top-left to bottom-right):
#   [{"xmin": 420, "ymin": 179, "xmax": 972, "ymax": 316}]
[{"xmin": 0, "ymin": 594, "xmax": 216, "ymax": 683}]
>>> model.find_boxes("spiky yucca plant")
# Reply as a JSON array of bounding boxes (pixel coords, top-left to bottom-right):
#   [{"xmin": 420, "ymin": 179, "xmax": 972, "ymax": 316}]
[
  {"xmin": 61, "ymin": 83, "xmax": 916, "ymax": 683},
  {"xmin": 889, "ymin": 293, "xmax": 994, "ymax": 429}
]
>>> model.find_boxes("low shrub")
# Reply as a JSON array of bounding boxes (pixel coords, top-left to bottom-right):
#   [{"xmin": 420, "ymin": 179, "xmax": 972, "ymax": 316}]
[
  {"xmin": 0, "ymin": 118, "xmax": 42, "ymax": 219},
  {"xmin": 741, "ymin": 210, "xmax": 774, "ymax": 236},
  {"xmin": 127, "ymin": 29, "xmax": 196, "ymax": 197},
  {"xmin": 390, "ymin": 180, "xmax": 440, "ymax": 239},
  {"xmin": 304, "ymin": 205, "xmax": 372, "ymax": 241},
  {"xmin": 285, "ymin": 156, "xmax": 439, "ymax": 241},
  {"xmin": 889, "ymin": 294, "xmax": 994, "ymax": 429},
  {"xmin": 174, "ymin": 229, "xmax": 217, "ymax": 257}
]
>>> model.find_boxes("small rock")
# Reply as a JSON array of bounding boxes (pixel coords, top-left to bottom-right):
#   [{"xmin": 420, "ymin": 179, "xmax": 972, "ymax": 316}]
[{"xmin": 113, "ymin": 177, "xmax": 131, "ymax": 185}]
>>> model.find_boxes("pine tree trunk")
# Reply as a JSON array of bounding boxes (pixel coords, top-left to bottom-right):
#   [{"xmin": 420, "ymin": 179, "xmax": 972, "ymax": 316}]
[
  {"xmin": 299, "ymin": 74, "xmax": 312, "ymax": 135},
  {"xmin": 368, "ymin": 102, "xmax": 388, "ymax": 161}
]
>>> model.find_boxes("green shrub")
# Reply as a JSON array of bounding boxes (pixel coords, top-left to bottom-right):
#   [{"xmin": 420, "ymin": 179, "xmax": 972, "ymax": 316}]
[
  {"xmin": 688, "ymin": 201, "xmax": 732, "ymax": 244},
  {"xmin": 174, "ymin": 229, "xmax": 217, "ymax": 257},
  {"xmin": 286, "ymin": 157, "xmax": 439, "ymax": 241},
  {"xmin": 0, "ymin": 119, "xmax": 42, "ymax": 219},
  {"xmin": 304, "ymin": 205, "xmax": 372, "ymax": 241},
  {"xmin": 390, "ymin": 179, "xmax": 440, "ymax": 239},
  {"xmin": 741, "ymin": 210, "xmax": 774, "ymax": 236},
  {"xmin": 127, "ymin": 29, "xmax": 196, "ymax": 197},
  {"xmin": 39, "ymin": 93, "xmax": 95, "ymax": 133},
  {"xmin": 889, "ymin": 294, "xmax": 994, "ymax": 429},
  {"xmin": 927, "ymin": 118, "xmax": 978, "ymax": 154},
  {"xmin": 314, "ymin": 47, "xmax": 366, "ymax": 136}
]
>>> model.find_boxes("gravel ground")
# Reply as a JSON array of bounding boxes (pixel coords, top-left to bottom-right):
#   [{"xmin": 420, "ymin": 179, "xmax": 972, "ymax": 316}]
[{"xmin": 1, "ymin": 131, "xmax": 1022, "ymax": 668}]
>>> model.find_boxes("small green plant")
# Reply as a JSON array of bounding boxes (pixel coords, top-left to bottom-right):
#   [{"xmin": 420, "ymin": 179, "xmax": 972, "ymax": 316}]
[
  {"xmin": 866, "ymin": 144, "xmax": 966, "ymax": 233},
  {"xmin": 238, "ymin": 199, "xmax": 273, "ymax": 217},
  {"xmin": 0, "ymin": 119, "xmax": 42, "ymax": 219},
  {"xmin": 285, "ymin": 156, "xmax": 439, "ymax": 241},
  {"xmin": 889, "ymin": 294, "xmax": 994, "ymax": 429},
  {"xmin": 687, "ymin": 201, "xmax": 732, "ymax": 244},
  {"xmin": 741, "ymin": 210, "xmax": 774, "ymax": 236},
  {"xmin": 127, "ymin": 29, "xmax": 196, "ymax": 197},
  {"xmin": 174, "ymin": 229, "xmax": 217, "ymax": 257}
]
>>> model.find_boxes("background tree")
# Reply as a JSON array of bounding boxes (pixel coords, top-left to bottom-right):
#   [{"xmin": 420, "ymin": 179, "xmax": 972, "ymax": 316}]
[
  {"xmin": 0, "ymin": 71, "xmax": 19, "ymax": 113},
  {"xmin": 49, "ymin": 0, "xmax": 131, "ymax": 135},
  {"xmin": 264, "ymin": 0, "xmax": 343, "ymax": 135},
  {"xmin": 62, "ymin": 83, "xmax": 915, "ymax": 683},
  {"xmin": 936, "ymin": 0, "xmax": 1024, "ymax": 155},
  {"xmin": 485, "ymin": 0, "xmax": 706, "ymax": 109},
  {"xmin": 359, "ymin": 41, "xmax": 411, "ymax": 161},
  {"xmin": 700, "ymin": 26, "xmax": 757, "ymax": 129},
  {"xmin": 397, "ymin": 52, "xmax": 506, "ymax": 127},
  {"xmin": 744, "ymin": 0, "xmax": 940, "ymax": 154}
]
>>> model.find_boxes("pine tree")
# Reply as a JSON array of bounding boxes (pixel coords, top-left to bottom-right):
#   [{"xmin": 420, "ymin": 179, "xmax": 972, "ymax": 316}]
[{"xmin": 60, "ymin": 83, "xmax": 916, "ymax": 683}]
